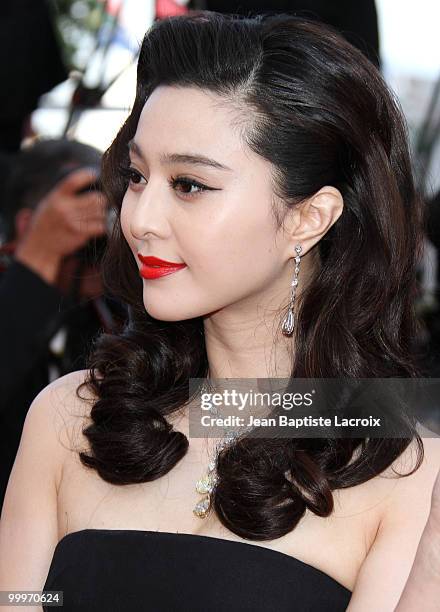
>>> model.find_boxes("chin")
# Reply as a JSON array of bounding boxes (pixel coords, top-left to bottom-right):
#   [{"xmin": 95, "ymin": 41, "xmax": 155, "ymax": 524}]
[{"xmin": 142, "ymin": 299, "xmax": 200, "ymax": 323}]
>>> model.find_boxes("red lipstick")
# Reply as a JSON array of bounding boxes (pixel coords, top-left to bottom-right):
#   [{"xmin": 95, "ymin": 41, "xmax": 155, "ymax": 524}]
[{"xmin": 137, "ymin": 254, "xmax": 187, "ymax": 280}]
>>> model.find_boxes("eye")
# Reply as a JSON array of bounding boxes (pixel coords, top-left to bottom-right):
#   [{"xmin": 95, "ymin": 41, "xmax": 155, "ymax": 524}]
[
  {"xmin": 118, "ymin": 165, "xmax": 146, "ymax": 189},
  {"xmin": 118, "ymin": 164, "xmax": 219, "ymax": 199},
  {"xmin": 169, "ymin": 176, "xmax": 211, "ymax": 199}
]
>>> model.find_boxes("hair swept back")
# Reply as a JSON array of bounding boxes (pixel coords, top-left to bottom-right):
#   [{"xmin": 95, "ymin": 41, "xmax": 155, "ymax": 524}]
[{"xmin": 76, "ymin": 11, "xmax": 424, "ymax": 541}]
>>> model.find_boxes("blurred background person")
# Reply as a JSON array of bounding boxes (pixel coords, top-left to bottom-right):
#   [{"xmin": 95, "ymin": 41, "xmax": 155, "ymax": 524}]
[{"xmin": 0, "ymin": 138, "xmax": 127, "ymax": 507}]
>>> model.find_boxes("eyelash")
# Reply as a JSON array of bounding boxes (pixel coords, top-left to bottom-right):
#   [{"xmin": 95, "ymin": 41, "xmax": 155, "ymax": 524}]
[{"xmin": 118, "ymin": 164, "xmax": 212, "ymax": 199}]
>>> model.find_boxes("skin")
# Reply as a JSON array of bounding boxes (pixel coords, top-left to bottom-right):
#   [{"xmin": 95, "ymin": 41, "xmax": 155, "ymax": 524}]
[
  {"xmin": 120, "ymin": 84, "xmax": 344, "ymax": 380},
  {"xmin": 395, "ymin": 466, "xmax": 440, "ymax": 611},
  {"xmin": 13, "ymin": 168, "xmax": 107, "ymax": 297}
]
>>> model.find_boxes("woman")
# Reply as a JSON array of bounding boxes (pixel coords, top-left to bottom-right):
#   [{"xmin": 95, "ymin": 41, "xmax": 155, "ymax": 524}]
[{"xmin": 1, "ymin": 11, "xmax": 439, "ymax": 611}]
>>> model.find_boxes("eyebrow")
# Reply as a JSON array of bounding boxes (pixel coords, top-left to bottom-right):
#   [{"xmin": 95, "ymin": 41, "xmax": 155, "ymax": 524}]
[{"xmin": 127, "ymin": 139, "xmax": 233, "ymax": 172}]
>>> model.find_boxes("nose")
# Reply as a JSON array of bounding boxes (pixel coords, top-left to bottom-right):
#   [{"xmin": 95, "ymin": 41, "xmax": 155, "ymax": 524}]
[{"xmin": 129, "ymin": 180, "xmax": 169, "ymax": 241}]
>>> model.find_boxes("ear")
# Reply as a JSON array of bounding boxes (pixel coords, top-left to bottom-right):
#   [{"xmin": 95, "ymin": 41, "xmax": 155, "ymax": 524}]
[
  {"xmin": 283, "ymin": 186, "xmax": 344, "ymax": 257},
  {"xmin": 14, "ymin": 208, "xmax": 34, "ymax": 241}
]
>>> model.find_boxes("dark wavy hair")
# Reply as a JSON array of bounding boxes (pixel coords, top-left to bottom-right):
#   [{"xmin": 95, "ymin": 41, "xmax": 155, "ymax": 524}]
[{"xmin": 76, "ymin": 11, "xmax": 425, "ymax": 541}]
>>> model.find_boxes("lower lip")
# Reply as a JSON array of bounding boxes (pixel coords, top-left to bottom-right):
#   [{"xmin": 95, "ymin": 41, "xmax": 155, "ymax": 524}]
[{"xmin": 140, "ymin": 265, "xmax": 187, "ymax": 280}]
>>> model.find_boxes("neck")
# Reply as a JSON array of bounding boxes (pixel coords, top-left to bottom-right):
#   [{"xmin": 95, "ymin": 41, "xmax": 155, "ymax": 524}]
[{"xmin": 203, "ymin": 308, "xmax": 295, "ymax": 382}]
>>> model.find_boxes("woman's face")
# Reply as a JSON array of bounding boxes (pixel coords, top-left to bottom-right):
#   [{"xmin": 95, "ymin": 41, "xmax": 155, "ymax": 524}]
[{"xmin": 120, "ymin": 85, "xmax": 295, "ymax": 323}]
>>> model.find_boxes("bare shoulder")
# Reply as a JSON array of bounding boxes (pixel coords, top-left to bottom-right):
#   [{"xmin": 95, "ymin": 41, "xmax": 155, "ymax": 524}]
[
  {"xmin": 27, "ymin": 369, "xmax": 97, "ymax": 485},
  {"xmin": 394, "ymin": 423, "xmax": 440, "ymax": 484},
  {"xmin": 0, "ymin": 369, "xmax": 96, "ymax": 590},
  {"xmin": 379, "ymin": 424, "xmax": 440, "ymax": 515},
  {"xmin": 38, "ymin": 367, "xmax": 96, "ymax": 418},
  {"xmin": 31, "ymin": 368, "xmax": 95, "ymax": 417},
  {"xmin": 345, "ymin": 426, "xmax": 440, "ymax": 610}
]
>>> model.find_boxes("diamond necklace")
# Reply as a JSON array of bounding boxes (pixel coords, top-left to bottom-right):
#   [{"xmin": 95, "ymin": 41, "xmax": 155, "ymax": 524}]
[
  {"xmin": 193, "ymin": 426, "xmax": 241, "ymax": 519},
  {"xmin": 193, "ymin": 380, "xmax": 252, "ymax": 519}
]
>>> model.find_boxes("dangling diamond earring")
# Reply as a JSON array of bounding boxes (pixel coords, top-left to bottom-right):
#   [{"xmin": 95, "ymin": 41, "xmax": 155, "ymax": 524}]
[{"xmin": 281, "ymin": 244, "xmax": 302, "ymax": 336}]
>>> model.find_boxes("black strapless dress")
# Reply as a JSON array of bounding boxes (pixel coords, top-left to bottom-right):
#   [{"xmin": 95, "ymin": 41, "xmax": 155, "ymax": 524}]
[{"xmin": 43, "ymin": 529, "xmax": 351, "ymax": 611}]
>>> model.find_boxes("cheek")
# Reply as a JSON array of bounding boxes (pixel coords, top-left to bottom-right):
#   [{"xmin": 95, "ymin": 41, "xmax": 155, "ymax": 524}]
[
  {"xmin": 120, "ymin": 195, "xmax": 134, "ymax": 248},
  {"xmin": 186, "ymin": 205, "xmax": 279, "ymax": 289}
]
